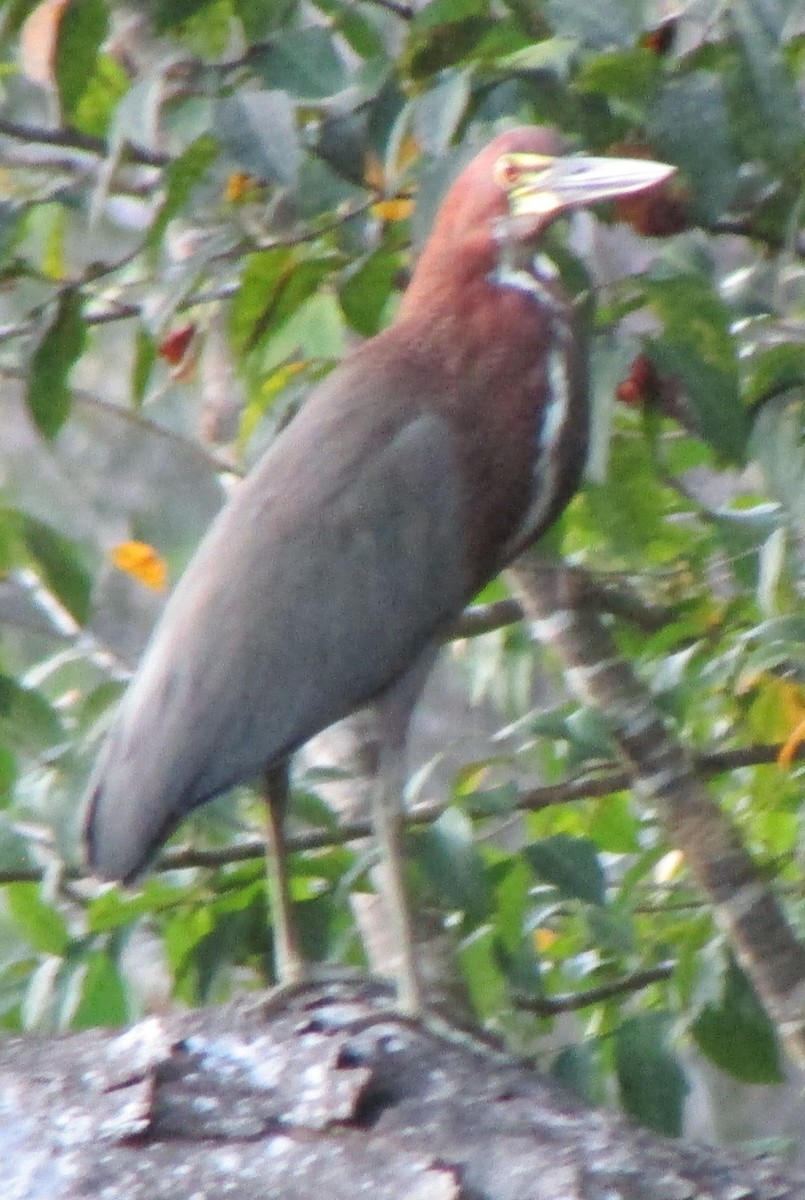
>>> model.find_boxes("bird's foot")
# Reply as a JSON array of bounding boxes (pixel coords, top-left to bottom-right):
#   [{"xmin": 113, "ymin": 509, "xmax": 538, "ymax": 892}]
[
  {"xmin": 245, "ymin": 966, "xmax": 396, "ymax": 1021},
  {"xmin": 245, "ymin": 970, "xmax": 516, "ymax": 1064}
]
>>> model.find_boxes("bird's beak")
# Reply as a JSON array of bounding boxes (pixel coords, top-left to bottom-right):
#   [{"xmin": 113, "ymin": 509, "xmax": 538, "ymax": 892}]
[{"xmin": 502, "ymin": 151, "xmax": 675, "ymax": 219}]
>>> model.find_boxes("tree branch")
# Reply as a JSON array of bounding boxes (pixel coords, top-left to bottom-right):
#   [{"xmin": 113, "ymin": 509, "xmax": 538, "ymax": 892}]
[
  {"xmin": 0, "ymin": 736, "xmax": 792, "ymax": 888},
  {"xmin": 0, "ymin": 117, "xmax": 169, "ymax": 168},
  {"xmin": 508, "ymin": 555, "xmax": 805, "ymax": 1074},
  {"xmin": 514, "ymin": 962, "xmax": 675, "ymax": 1014},
  {"xmin": 1, "ymin": 978, "xmax": 802, "ymax": 1200}
]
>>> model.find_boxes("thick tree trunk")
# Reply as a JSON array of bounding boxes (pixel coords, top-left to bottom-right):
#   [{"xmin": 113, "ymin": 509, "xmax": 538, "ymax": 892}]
[{"xmin": 0, "ymin": 978, "xmax": 802, "ymax": 1199}]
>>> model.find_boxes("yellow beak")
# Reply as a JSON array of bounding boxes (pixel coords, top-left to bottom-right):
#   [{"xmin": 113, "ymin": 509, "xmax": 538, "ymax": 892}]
[{"xmin": 503, "ymin": 151, "xmax": 675, "ymax": 218}]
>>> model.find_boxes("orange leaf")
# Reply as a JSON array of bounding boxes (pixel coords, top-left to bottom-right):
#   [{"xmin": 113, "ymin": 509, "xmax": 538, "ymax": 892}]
[
  {"xmin": 225, "ymin": 171, "xmax": 260, "ymax": 204},
  {"xmin": 777, "ymin": 678, "xmax": 805, "ymax": 727},
  {"xmin": 372, "ymin": 197, "xmax": 415, "ymax": 222},
  {"xmin": 111, "ymin": 541, "xmax": 168, "ymax": 592},
  {"xmin": 365, "ymin": 137, "xmax": 420, "ymax": 190},
  {"xmin": 363, "ymin": 150, "xmax": 386, "ymax": 191},
  {"xmin": 778, "ymin": 716, "xmax": 805, "ymax": 768},
  {"xmin": 534, "ymin": 928, "xmax": 558, "ymax": 952}
]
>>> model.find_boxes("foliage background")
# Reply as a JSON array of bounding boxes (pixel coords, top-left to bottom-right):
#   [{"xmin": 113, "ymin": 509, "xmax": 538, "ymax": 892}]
[{"xmin": 0, "ymin": 0, "xmax": 804, "ymax": 1150}]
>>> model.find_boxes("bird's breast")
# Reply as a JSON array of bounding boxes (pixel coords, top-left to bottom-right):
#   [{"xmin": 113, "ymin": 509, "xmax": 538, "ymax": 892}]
[
  {"xmin": 402, "ymin": 268, "xmax": 588, "ymax": 586},
  {"xmin": 495, "ymin": 278, "xmax": 588, "ymax": 561}
]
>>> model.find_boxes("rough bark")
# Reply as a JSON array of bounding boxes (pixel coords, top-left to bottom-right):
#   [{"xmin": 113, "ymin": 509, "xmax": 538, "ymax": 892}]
[
  {"xmin": 1, "ymin": 978, "xmax": 802, "ymax": 1200},
  {"xmin": 508, "ymin": 556, "xmax": 805, "ymax": 1074}
]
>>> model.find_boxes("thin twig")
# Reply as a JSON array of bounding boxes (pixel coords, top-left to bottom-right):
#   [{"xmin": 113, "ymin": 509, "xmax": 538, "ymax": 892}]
[
  {"xmin": 0, "ymin": 117, "xmax": 169, "ymax": 168},
  {"xmin": 151, "ymin": 737, "xmax": 805, "ymax": 870},
  {"xmin": 360, "ymin": 0, "xmax": 413, "ymax": 17},
  {"xmin": 513, "ymin": 962, "xmax": 675, "ymax": 1015},
  {"xmin": 0, "ymin": 198, "xmax": 373, "ymax": 347},
  {"xmin": 0, "ymin": 736, "xmax": 800, "ymax": 887}
]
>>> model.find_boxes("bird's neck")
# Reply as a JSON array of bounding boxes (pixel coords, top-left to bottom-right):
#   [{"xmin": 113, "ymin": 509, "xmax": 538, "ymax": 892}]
[
  {"xmin": 491, "ymin": 242, "xmax": 571, "ymax": 328},
  {"xmin": 389, "ymin": 241, "xmax": 586, "ymax": 589},
  {"xmin": 398, "ymin": 221, "xmax": 497, "ymax": 313},
  {"xmin": 401, "ymin": 233, "xmax": 571, "ymax": 333}
]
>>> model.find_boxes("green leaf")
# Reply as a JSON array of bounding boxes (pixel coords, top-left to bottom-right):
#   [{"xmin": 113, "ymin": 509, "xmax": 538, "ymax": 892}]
[
  {"xmin": 578, "ymin": 437, "xmax": 683, "ymax": 563},
  {"xmin": 647, "ymin": 270, "xmax": 735, "ymax": 373},
  {"xmin": 647, "ymin": 75, "xmax": 735, "ymax": 222},
  {"xmin": 565, "ymin": 706, "xmax": 617, "ymax": 762},
  {"xmin": 711, "ymin": 504, "xmax": 782, "ymax": 596},
  {"xmin": 464, "ymin": 781, "xmax": 519, "ymax": 817},
  {"xmin": 646, "ymin": 274, "xmax": 746, "ymax": 462},
  {"xmin": 0, "ymin": 676, "xmax": 64, "ymax": 751},
  {"xmin": 0, "ymin": 509, "xmax": 21, "ymax": 574},
  {"xmin": 575, "ymin": 47, "xmax": 660, "ymax": 104},
  {"xmin": 497, "ymin": 931, "xmax": 544, "ymax": 995},
  {"xmin": 411, "ymin": 0, "xmax": 489, "ymax": 30},
  {"xmin": 251, "ymin": 27, "xmax": 349, "ymax": 100},
  {"xmin": 691, "ymin": 958, "xmax": 784, "ymax": 1083},
  {"xmin": 214, "ymin": 92, "xmax": 300, "ymax": 187},
  {"xmin": 551, "ymin": 1043, "xmax": 599, "ymax": 1103},
  {"xmin": 290, "ymin": 892, "xmax": 342, "ymax": 966},
  {"xmin": 54, "ymin": 0, "xmax": 108, "ymax": 118},
  {"xmin": 254, "ymin": 293, "xmax": 346, "ymax": 375},
  {"xmin": 495, "ymin": 37, "xmax": 576, "ymax": 75},
  {"xmin": 78, "ymin": 681, "xmax": 126, "ymax": 731},
  {"xmin": 21, "ymin": 516, "xmax": 91, "ymax": 625},
  {"xmin": 0, "ymin": 751, "xmax": 17, "ymax": 808},
  {"xmin": 546, "ymin": 0, "xmax": 641, "ymax": 49},
  {"xmin": 615, "ymin": 1013, "xmax": 687, "ymax": 1136},
  {"xmin": 6, "ymin": 883, "xmax": 70, "ymax": 956},
  {"xmin": 132, "ymin": 328, "xmax": 157, "ymax": 405},
  {"xmin": 459, "ymin": 926, "xmax": 507, "ymax": 1020},
  {"xmin": 524, "ymin": 834, "xmax": 606, "ymax": 906},
  {"xmin": 0, "ymin": 813, "xmax": 31, "ymax": 868},
  {"xmin": 414, "ymin": 70, "xmax": 472, "ymax": 155},
  {"xmin": 27, "ymin": 290, "xmax": 86, "ymax": 438},
  {"xmin": 287, "ymin": 787, "xmax": 340, "ymax": 832},
  {"xmin": 750, "ymin": 396, "xmax": 805, "ymax": 534},
  {"xmin": 652, "ymin": 338, "xmax": 747, "ymax": 463},
  {"xmin": 730, "ymin": 0, "xmax": 805, "ymax": 172},
  {"xmin": 147, "ymin": 0, "xmax": 216, "ymax": 33},
  {"xmin": 585, "ymin": 905, "xmax": 635, "ymax": 956},
  {"xmin": 73, "ymin": 53, "xmax": 129, "ymax": 138},
  {"xmin": 745, "ymin": 344, "xmax": 805, "ymax": 407},
  {"xmin": 587, "ymin": 792, "xmax": 639, "ymax": 854},
  {"xmin": 147, "ymin": 136, "xmax": 218, "ymax": 254},
  {"xmin": 416, "ymin": 807, "xmax": 490, "ymax": 923},
  {"xmin": 493, "ymin": 857, "xmax": 532, "ymax": 953},
  {"xmin": 229, "ymin": 249, "xmax": 334, "ymax": 355},
  {"xmin": 339, "ymin": 251, "xmax": 399, "ymax": 336},
  {"xmin": 747, "ymin": 615, "xmax": 805, "ymax": 661},
  {"xmin": 68, "ymin": 951, "xmax": 128, "ymax": 1029},
  {"xmin": 331, "ymin": 6, "xmax": 386, "ymax": 59},
  {"xmin": 88, "ymin": 877, "xmax": 190, "ymax": 933},
  {"xmin": 406, "ymin": 17, "xmax": 503, "ymax": 77}
]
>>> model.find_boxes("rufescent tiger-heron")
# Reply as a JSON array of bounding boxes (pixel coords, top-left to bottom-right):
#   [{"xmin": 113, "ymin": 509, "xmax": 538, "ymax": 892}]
[{"xmin": 84, "ymin": 127, "xmax": 673, "ymax": 1013}]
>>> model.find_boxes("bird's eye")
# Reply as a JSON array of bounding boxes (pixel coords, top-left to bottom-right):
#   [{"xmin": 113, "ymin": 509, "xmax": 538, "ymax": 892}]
[{"xmin": 494, "ymin": 156, "xmax": 523, "ymax": 190}]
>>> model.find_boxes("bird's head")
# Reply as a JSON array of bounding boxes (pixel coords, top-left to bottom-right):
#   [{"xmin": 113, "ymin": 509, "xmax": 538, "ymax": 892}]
[
  {"xmin": 492, "ymin": 130, "xmax": 675, "ymax": 244},
  {"xmin": 406, "ymin": 127, "xmax": 674, "ymax": 294}
]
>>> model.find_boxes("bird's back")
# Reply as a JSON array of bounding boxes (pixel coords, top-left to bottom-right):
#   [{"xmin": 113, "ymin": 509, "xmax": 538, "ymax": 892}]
[{"xmin": 84, "ymin": 341, "xmax": 470, "ymax": 879}]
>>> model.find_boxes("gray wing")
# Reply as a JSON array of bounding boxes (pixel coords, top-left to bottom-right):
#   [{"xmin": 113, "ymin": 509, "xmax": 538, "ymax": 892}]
[{"xmin": 85, "ymin": 369, "xmax": 468, "ymax": 879}]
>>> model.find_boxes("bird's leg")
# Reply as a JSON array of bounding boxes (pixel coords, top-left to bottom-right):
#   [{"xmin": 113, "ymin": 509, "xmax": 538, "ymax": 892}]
[
  {"xmin": 372, "ymin": 736, "xmax": 420, "ymax": 1013},
  {"xmin": 373, "ymin": 652, "xmax": 436, "ymax": 1014},
  {"xmin": 262, "ymin": 760, "xmax": 306, "ymax": 986}
]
